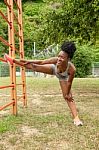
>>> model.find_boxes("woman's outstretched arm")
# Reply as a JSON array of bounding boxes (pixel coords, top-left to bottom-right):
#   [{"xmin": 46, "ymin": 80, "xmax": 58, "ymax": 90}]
[
  {"xmin": 20, "ymin": 57, "xmax": 58, "ymax": 65},
  {"xmin": 4, "ymin": 54, "xmax": 58, "ymax": 67}
]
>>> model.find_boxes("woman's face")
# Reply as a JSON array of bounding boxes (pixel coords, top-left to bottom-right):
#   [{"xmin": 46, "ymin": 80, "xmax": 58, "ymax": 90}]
[{"xmin": 57, "ymin": 51, "xmax": 68, "ymax": 67}]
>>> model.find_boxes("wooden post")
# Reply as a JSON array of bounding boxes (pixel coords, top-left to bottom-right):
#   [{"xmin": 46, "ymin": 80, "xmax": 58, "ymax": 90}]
[
  {"xmin": 17, "ymin": 0, "xmax": 27, "ymax": 107},
  {"xmin": 7, "ymin": 0, "xmax": 17, "ymax": 115}
]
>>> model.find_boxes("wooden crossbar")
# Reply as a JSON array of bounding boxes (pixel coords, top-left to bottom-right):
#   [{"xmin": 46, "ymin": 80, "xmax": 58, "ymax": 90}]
[
  {"xmin": 13, "ymin": 12, "xmax": 21, "ymax": 28},
  {"xmin": 4, "ymin": 0, "xmax": 11, "ymax": 9},
  {"xmin": 0, "ymin": 58, "xmax": 7, "ymax": 62},
  {"xmin": 0, "ymin": 36, "xmax": 12, "ymax": 48},
  {"xmin": 0, "ymin": 10, "xmax": 11, "ymax": 27},
  {"xmin": 16, "ymin": 83, "xmax": 23, "ymax": 86},
  {"xmin": 17, "ymin": 96, "xmax": 23, "ymax": 100},
  {"xmin": 0, "ymin": 36, "xmax": 19, "ymax": 52},
  {"xmin": 14, "ymin": 0, "xmax": 21, "ymax": 13},
  {"xmin": 14, "ymin": 28, "xmax": 22, "ymax": 40},
  {"xmin": 0, "ymin": 102, "xmax": 14, "ymax": 111},
  {"xmin": 0, "ymin": 85, "xmax": 14, "ymax": 89}
]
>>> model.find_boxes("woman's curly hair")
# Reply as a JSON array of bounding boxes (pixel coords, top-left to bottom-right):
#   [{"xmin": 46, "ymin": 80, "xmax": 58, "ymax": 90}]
[{"xmin": 61, "ymin": 41, "xmax": 76, "ymax": 59}]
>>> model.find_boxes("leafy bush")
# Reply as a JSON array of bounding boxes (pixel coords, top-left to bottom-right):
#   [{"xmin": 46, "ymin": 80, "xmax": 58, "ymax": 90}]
[
  {"xmin": 73, "ymin": 44, "xmax": 93, "ymax": 77},
  {"xmin": 0, "ymin": 62, "xmax": 10, "ymax": 77}
]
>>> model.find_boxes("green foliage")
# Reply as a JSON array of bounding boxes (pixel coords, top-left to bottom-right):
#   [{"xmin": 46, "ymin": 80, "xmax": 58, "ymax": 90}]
[
  {"xmin": 22, "ymin": 0, "xmax": 44, "ymax": 3},
  {"xmin": 92, "ymin": 46, "xmax": 99, "ymax": 62},
  {"xmin": 0, "ymin": 63, "xmax": 10, "ymax": 77},
  {"xmin": 59, "ymin": 0, "xmax": 99, "ymax": 43},
  {"xmin": 0, "ymin": 0, "xmax": 99, "ymax": 77},
  {"xmin": 0, "ymin": 4, "xmax": 9, "ymax": 56},
  {"xmin": 73, "ymin": 44, "xmax": 93, "ymax": 77},
  {"xmin": 22, "ymin": 0, "xmax": 99, "ymax": 52}
]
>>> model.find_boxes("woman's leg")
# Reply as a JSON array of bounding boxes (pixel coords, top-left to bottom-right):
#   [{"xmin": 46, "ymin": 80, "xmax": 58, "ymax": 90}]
[
  {"xmin": 13, "ymin": 59, "xmax": 26, "ymax": 67},
  {"xmin": 4, "ymin": 54, "xmax": 53, "ymax": 74},
  {"xmin": 59, "ymin": 80, "xmax": 78, "ymax": 118},
  {"xmin": 28, "ymin": 63, "xmax": 53, "ymax": 75},
  {"xmin": 59, "ymin": 80, "xmax": 83, "ymax": 125},
  {"xmin": 14, "ymin": 60, "xmax": 54, "ymax": 74},
  {"xmin": 18, "ymin": 62, "xmax": 53, "ymax": 74}
]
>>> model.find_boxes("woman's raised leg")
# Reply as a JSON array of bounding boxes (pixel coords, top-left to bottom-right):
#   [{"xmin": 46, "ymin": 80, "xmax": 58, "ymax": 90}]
[{"xmin": 4, "ymin": 54, "xmax": 53, "ymax": 74}]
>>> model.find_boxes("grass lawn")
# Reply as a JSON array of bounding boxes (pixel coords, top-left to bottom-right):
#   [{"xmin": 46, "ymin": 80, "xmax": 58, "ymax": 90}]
[{"xmin": 0, "ymin": 77, "xmax": 99, "ymax": 150}]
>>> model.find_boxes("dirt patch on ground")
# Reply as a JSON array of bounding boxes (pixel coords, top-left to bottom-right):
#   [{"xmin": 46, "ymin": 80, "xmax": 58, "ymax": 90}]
[
  {"xmin": 21, "ymin": 125, "xmax": 44, "ymax": 137},
  {"xmin": 47, "ymin": 140, "xmax": 69, "ymax": 150},
  {"xmin": 0, "ymin": 110, "xmax": 10, "ymax": 116},
  {"xmin": 28, "ymin": 94, "xmax": 43, "ymax": 106}
]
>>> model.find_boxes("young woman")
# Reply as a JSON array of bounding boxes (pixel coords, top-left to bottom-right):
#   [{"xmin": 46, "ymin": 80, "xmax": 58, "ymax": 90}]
[{"xmin": 4, "ymin": 41, "xmax": 83, "ymax": 126}]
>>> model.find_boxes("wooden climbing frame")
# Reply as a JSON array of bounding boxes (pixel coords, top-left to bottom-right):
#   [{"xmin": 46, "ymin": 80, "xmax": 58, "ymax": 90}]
[{"xmin": 0, "ymin": 0, "xmax": 27, "ymax": 115}]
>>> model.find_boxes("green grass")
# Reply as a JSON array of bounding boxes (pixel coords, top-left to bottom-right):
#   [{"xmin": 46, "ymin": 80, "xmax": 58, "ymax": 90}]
[
  {"xmin": 0, "ymin": 115, "xmax": 23, "ymax": 133},
  {"xmin": 0, "ymin": 77, "xmax": 99, "ymax": 150}
]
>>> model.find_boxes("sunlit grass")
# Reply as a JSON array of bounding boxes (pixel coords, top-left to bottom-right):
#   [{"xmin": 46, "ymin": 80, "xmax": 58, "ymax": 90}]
[{"xmin": 0, "ymin": 77, "xmax": 99, "ymax": 150}]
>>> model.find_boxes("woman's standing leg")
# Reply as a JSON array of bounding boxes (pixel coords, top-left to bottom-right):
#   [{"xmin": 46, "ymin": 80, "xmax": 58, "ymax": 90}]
[{"xmin": 59, "ymin": 80, "xmax": 83, "ymax": 126}]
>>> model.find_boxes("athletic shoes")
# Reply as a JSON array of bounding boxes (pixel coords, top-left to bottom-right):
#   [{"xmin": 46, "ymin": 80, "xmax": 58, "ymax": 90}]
[
  {"xmin": 4, "ymin": 54, "xmax": 13, "ymax": 65},
  {"xmin": 74, "ymin": 119, "xmax": 83, "ymax": 126}
]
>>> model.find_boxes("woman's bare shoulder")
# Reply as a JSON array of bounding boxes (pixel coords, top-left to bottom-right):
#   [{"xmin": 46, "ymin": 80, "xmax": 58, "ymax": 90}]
[{"xmin": 68, "ymin": 62, "xmax": 76, "ymax": 74}]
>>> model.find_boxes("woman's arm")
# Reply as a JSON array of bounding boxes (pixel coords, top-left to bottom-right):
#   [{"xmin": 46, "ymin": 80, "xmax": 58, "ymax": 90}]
[
  {"xmin": 21, "ymin": 57, "xmax": 58, "ymax": 65},
  {"xmin": 65, "ymin": 63, "xmax": 76, "ymax": 100}
]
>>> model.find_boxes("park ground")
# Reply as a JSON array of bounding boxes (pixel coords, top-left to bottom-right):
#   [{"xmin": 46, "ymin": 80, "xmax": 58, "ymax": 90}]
[{"xmin": 0, "ymin": 77, "xmax": 99, "ymax": 150}]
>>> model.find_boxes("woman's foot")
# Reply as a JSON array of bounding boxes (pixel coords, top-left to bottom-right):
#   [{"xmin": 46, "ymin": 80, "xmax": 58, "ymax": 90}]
[
  {"xmin": 73, "ymin": 116, "xmax": 83, "ymax": 126},
  {"xmin": 74, "ymin": 120, "xmax": 83, "ymax": 126},
  {"xmin": 4, "ymin": 54, "xmax": 13, "ymax": 65}
]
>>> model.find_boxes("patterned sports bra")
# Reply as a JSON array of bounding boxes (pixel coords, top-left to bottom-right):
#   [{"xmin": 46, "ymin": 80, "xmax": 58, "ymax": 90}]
[{"xmin": 51, "ymin": 61, "xmax": 71, "ymax": 81}]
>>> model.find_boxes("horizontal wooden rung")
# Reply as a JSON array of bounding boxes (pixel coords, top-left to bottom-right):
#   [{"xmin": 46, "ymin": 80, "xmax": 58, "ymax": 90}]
[
  {"xmin": 4, "ymin": 0, "xmax": 11, "ymax": 9},
  {"xmin": 13, "ymin": 13, "xmax": 21, "ymax": 28},
  {"xmin": 0, "ymin": 85, "xmax": 14, "ymax": 89},
  {"xmin": 16, "ymin": 83, "xmax": 23, "ymax": 86},
  {"xmin": 0, "ymin": 10, "xmax": 11, "ymax": 27},
  {"xmin": 14, "ymin": 0, "xmax": 21, "ymax": 13},
  {"xmin": 0, "ymin": 101, "xmax": 14, "ymax": 111},
  {"xmin": 17, "ymin": 96, "xmax": 23, "ymax": 100},
  {"xmin": 0, "ymin": 36, "xmax": 12, "ymax": 48},
  {"xmin": 0, "ymin": 58, "xmax": 7, "ymax": 62}
]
